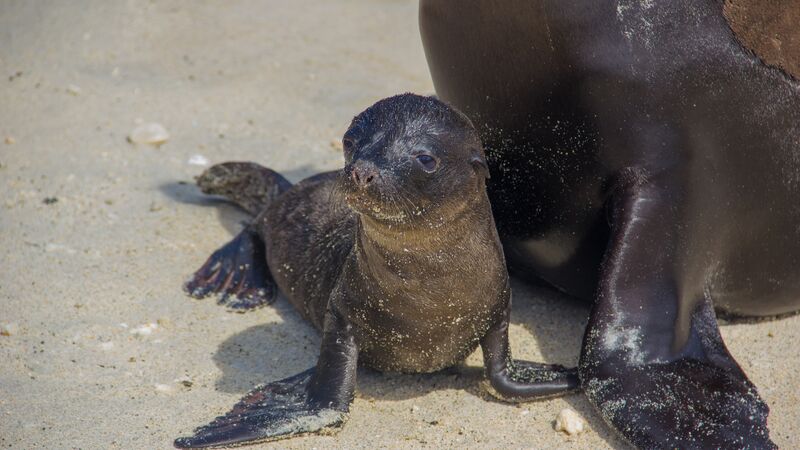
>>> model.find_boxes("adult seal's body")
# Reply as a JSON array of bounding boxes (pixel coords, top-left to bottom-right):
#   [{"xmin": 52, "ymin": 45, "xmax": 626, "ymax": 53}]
[
  {"xmin": 420, "ymin": 1, "xmax": 800, "ymax": 448},
  {"xmin": 174, "ymin": 94, "xmax": 578, "ymax": 448}
]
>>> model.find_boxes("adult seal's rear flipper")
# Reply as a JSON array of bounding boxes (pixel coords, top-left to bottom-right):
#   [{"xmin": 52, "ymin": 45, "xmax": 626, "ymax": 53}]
[
  {"xmin": 580, "ymin": 170, "xmax": 774, "ymax": 449},
  {"xmin": 173, "ymin": 369, "xmax": 346, "ymax": 449}
]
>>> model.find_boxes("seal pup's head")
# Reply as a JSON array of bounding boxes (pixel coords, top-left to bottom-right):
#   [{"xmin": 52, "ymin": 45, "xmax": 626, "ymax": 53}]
[{"xmin": 339, "ymin": 93, "xmax": 489, "ymax": 225}]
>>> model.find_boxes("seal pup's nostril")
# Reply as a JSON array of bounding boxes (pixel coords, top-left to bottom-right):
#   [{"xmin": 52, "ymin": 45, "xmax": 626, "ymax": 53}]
[{"xmin": 351, "ymin": 165, "xmax": 377, "ymax": 188}]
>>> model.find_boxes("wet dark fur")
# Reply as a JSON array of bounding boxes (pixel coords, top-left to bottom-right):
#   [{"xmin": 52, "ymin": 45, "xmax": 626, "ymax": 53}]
[
  {"xmin": 175, "ymin": 94, "xmax": 578, "ymax": 448},
  {"xmin": 260, "ymin": 95, "xmax": 505, "ymax": 372},
  {"xmin": 420, "ymin": 1, "xmax": 800, "ymax": 448}
]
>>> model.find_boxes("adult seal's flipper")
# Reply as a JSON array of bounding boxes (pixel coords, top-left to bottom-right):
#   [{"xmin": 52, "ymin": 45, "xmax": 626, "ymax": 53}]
[
  {"xmin": 174, "ymin": 369, "xmax": 346, "ymax": 448},
  {"xmin": 580, "ymin": 169, "xmax": 775, "ymax": 449},
  {"xmin": 184, "ymin": 227, "xmax": 277, "ymax": 311}
]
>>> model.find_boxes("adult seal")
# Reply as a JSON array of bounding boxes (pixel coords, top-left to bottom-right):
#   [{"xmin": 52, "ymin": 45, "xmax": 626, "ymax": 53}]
[
  {"xmin": 420, "ymin": 1, "xmax": 800, "ymax": 448},
  {"xmin": 174, "ymin": 94, "xmax": 578, "ymax": 448}
]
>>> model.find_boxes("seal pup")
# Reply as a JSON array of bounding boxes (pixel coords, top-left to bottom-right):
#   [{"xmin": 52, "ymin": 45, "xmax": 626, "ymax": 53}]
[
  {"xmin": 420, "ymin": 1, "xmax": 800, "ymax": 448},
  {"xmin": 174, "ymin": 94, "xmax": 578, "ymax": 448}
]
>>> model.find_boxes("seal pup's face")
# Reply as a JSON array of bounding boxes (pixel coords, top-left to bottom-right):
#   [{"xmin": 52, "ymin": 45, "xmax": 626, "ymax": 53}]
[{"xmin": 339, "ymin": 93, "xmax": 489, "ymax": 225}]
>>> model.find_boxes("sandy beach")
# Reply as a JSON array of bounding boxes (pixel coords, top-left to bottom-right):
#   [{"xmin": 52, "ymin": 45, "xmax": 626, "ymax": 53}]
[{"xmin": 1, "ymin": 1, "xmax": 798, "ymax": 448}]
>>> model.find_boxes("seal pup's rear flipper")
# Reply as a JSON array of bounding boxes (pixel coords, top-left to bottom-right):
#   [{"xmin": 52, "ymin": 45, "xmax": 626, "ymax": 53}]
[
  {"xmin": 196, "ymin": 162, "xmax": 292, "ymax": 216},
  {"xmin": 175, "ymin": 309, "xmax": 357, "ymax": 448},
  {"xmin": 184, "ymin": 226, "xmax": 277, "ymax": 311},
  {"xmin": 580, "ymin": 169, "xmax": 774, "ymax": 449}
]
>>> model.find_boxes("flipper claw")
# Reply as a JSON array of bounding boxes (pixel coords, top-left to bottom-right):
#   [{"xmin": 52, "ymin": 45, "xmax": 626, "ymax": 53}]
[{"xmin": 184, "ymin": 227, "xmax": 277, "ymax": 311}]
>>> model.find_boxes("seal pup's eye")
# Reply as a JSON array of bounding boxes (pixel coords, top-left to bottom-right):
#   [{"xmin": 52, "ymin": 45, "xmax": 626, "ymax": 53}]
[
  {"xmin": 415, "ymin": 154, "xmax": 438, "ymax": 172},
  {"xmin": 342, "ymin": 137, "xmax": 355, "ymax": 153}
]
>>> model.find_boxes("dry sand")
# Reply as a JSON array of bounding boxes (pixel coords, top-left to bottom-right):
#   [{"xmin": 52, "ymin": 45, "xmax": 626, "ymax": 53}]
[{"xmin": 1, "ymin": 1, "xmax": 798, "ymax": 449}]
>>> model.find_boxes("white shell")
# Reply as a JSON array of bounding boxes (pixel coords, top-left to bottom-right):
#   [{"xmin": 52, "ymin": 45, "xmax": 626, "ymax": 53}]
[
  {"xmin": 187, "ymin": 154, "xmax": 209, "ymax": 166},
  {"xmin": 0, "ymin": 322, "xmax": 19, "ymax": 336},
  {"xmin": 129, "ymin": 123, "xmax": 169, "ymax": 145},
  {"xmin": 130, "ymin": 323, "xmax": 158, "ymax": 336}
]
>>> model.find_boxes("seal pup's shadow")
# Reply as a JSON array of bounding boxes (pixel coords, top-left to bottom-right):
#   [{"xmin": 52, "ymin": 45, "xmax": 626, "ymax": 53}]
[
  {"xmin": 159, "ymin": 166, "xmax": 316, "ymax": 235},
  {"xmin": 210, "ymin": 293, "xmax": 483, "ymax": 400},
  {"xmin": 207, "ymin": 275, "xmax": 626, "ymax": 447},
  {"xmin": 159, "ymin": 181, "xmax": 247, "ymax": 236},
  {"xmin": 210, "ymin": 298, "xmax": 320, "ymax": 393}
]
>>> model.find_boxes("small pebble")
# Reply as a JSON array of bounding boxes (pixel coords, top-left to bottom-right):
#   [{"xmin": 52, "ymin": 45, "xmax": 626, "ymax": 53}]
[
  {"xmin": 330, "ymin": 139, "xmax": 343, "ymax": 151},
  {"xmin": 130, "ymin": 323, "xmax": 158, "ymax": 336},
  {"xmin": 4, "ymin": 136, "xmax": 15, "ymax": 145},
  {"xmin": 42, "ymin": 197, "xmax": 58, "ymax": 205},
  {"xmin": 1, "ymin": 322, "xmax": 19, "ymax": 336},
  {"xmin": 154, "ymin": 383, "xmax": 173, "ymax": 393},
  {"xmin": 174, "ymin": 376, "xmax": 193, "ymax": 387},
  {"xmin": 66, "ymin": 84, "xmax": 82, "ymax": 95},
  {"xmin": 554, "ymin": 408, "xmax": 585, "ymax": 436},
  {"xmin": 128, "ymin": 123, "xmax": 169, "ymax": 146},
  {"xmin": 99, "ymin": 341, "xmax": 114, "ymax": 351},
  {"xmin": 45, "ymin": 243, "xmax": 77, "ymax": 254},
  {"xmin": 187, "ymin": 154, "xmax": 209, "ymax": 166}
]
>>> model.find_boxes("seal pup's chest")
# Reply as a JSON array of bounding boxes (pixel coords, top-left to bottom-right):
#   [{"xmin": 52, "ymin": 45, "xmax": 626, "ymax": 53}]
[{"xmin": 339, "ymin": 246, "xmax": 508, "ymax": 373}]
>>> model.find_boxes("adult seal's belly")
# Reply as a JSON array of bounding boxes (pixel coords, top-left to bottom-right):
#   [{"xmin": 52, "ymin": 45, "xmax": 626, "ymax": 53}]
[{"xmin": 420, "ymin": 1, "xmax": 800, "ymax": 448}]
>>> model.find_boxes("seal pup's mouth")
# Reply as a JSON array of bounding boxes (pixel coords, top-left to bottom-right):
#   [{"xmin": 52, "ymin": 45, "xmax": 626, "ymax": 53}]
[{"xmin": 338, "ymin": 174, "xmax": 419, "ymax": 224}]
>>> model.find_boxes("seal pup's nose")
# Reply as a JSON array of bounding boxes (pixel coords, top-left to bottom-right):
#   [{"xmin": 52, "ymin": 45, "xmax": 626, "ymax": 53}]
[{"xmin": 351, "ymin": 164, "xmax": 378, "ymax": 188}]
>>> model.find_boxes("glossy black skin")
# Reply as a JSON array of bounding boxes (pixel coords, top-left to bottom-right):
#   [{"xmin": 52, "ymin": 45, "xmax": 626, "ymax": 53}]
[
  {"xmin": 420, "ymin": 1, "xmax": 800, "ymax": 448},
  {"xmin": 175, "ymin": 94, "xmax": 578, "ymax": 448}
]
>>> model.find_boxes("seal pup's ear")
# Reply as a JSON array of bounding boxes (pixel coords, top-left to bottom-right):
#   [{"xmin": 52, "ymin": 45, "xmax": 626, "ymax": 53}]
[{"xmin": 471, "ymin": 154, "xmax": 490, "ymax": 179}]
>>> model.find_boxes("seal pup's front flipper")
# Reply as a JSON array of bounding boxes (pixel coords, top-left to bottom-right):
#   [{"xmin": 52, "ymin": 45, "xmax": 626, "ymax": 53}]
[
  {"xmin": 174, "ymin": 309, "xmax": 357, "ymax": 448},
  {"xmin": 481, "ymin": 296, "xmax": 579, "ymax": 401},
  {"xmin": 579, "ymin": 168, "xmax": 775, "ymax": 449},
  {"xmin": 184, "ymin": 226, "xmax": 277, "ymax": 311},
  {"xmin": 173, "ymin": 369, "xmax": 345, "ymax": 449}
]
